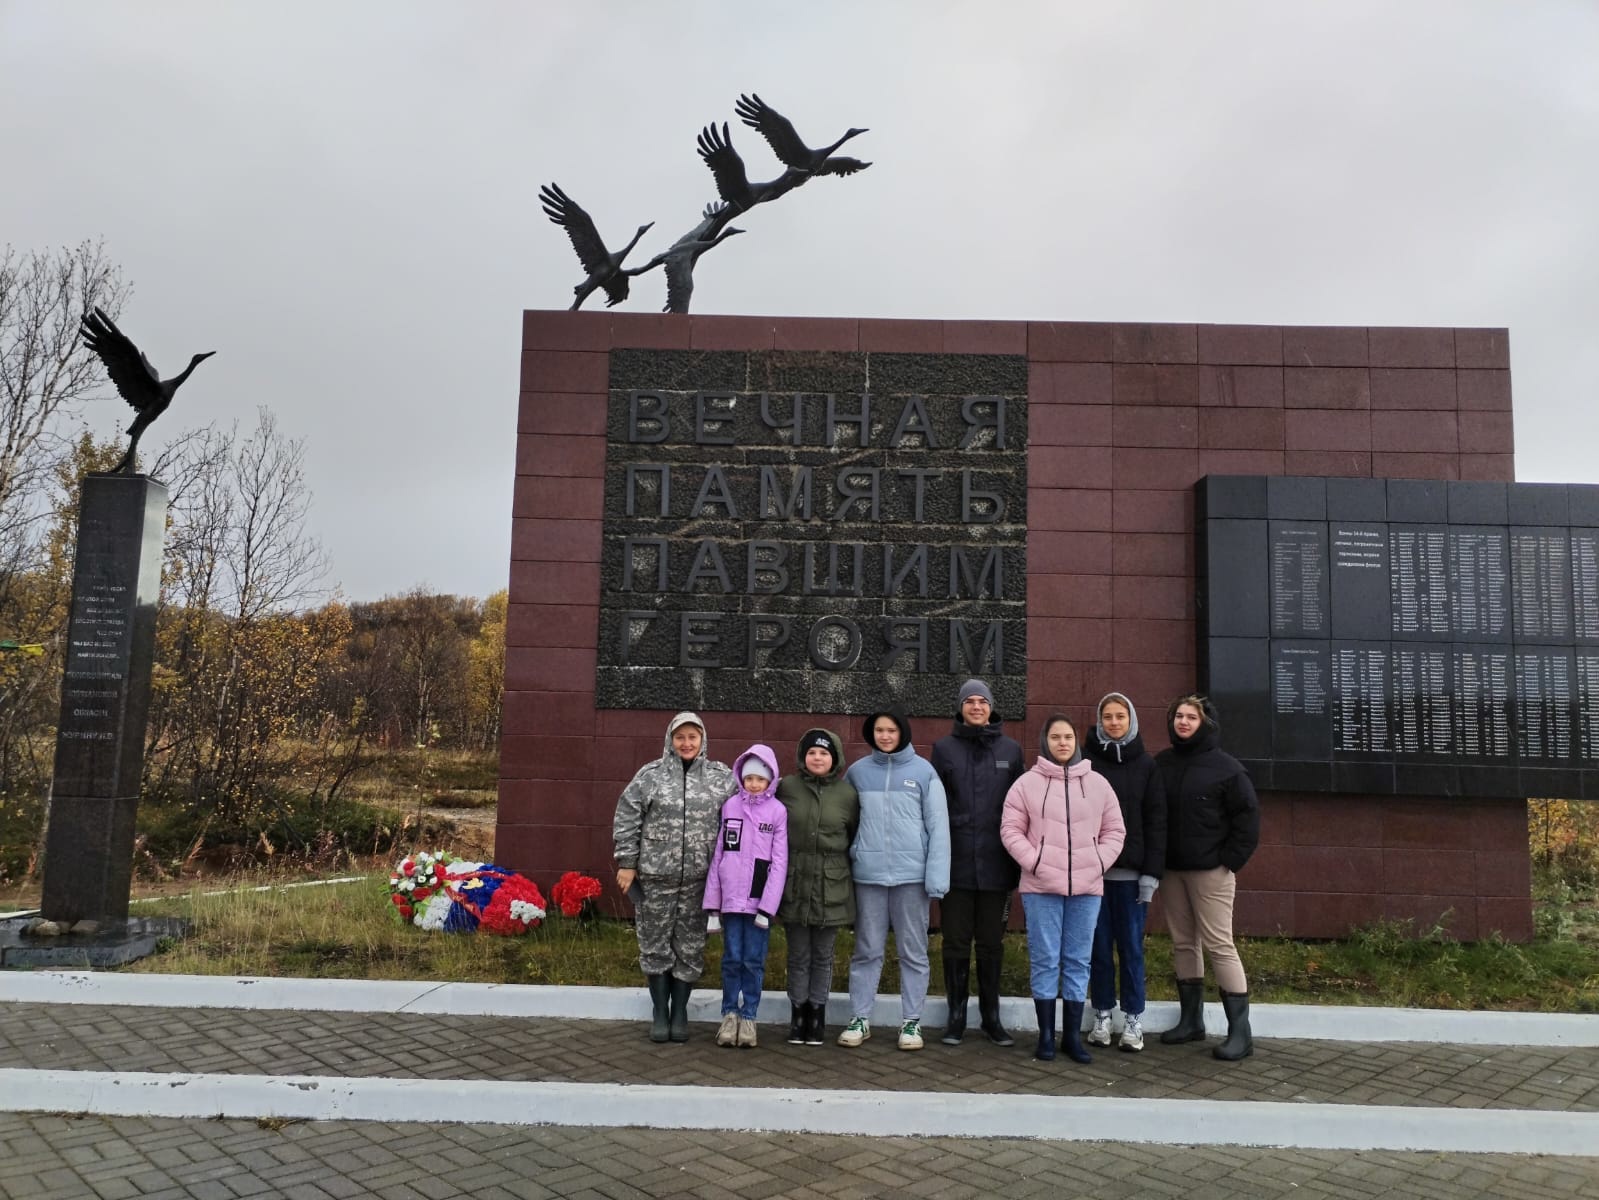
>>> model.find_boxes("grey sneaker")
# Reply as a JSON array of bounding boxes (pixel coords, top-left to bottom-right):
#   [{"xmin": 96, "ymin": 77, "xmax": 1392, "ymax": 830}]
[
  {"xmin": 1087, "ymin": 1010, "xmax": 1114, "ymax": 1047},
  {"xmin": 737, "ymin": 1018, "xmax": 758, "ymax": 1049},
  {"xmin": 715, "ymin": 1012, "xmax": 739, "ymax": 1047},
  {"xmin": 898, "ymin": 1019, "xmax": 924, "ymax": 1051},
  {"xmin": 1119, "ymin": 1013, "xmax": 1144, "ymax": 1052},
  {"xmin": 838, "ymin": 1016, "xmax": 870, "ymax": 1047}
]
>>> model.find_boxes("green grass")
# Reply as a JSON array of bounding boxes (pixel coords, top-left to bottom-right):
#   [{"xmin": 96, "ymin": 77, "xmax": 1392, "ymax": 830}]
[{"xmin": 113, "ymin": 873, "xmax": 1599, "ymax": 1012}]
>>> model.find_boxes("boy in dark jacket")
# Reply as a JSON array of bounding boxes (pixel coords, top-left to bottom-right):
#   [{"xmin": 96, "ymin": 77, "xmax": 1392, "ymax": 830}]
[
  {"xmin": 1082, "ymin": 692, "xmax": 1167, "ymax": 1052},
  {"xmin": 931, "ymin": 678, "xmax": 1024, "ymax": 1046}
]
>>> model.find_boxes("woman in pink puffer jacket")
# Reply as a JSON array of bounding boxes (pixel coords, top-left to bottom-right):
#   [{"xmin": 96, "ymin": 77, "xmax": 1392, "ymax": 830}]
[{"xmin": 1001, "ymin": 714, "xmax": 1125, "ymax": 1064}]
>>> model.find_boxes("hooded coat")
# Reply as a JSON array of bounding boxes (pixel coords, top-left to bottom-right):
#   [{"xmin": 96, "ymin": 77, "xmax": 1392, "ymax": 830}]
[
  {"xmin": 703, "ymin": 744, "xmax": 789, "ymax": 919},
  {"xmin": 932, "ymin": 715, "xmax": 1024, "ymax": 892},
  {"xmin": 844, "ymin": 709, "xmax": 951, "ymax": 898},
  {"xmin": 612, "ymin": 711, "xmax": 736, "ymax": 880},
  {"xmin": 1155, "ymin": 699, "xmax": 1260, "ymax": 873},
  {"xmin": 1000, "ymin": 728, "xmax": 1126, "ymax": 897},
  {"xmin": 1081, "ymin": 693, "xmax": 1168, "ymax": 879},
  {"xmin": 776, "ymin": 728, "xmax": 859, "ymax": 927}
]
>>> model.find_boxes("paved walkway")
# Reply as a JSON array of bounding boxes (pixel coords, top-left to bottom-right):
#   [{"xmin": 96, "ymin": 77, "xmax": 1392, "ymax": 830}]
[{"xmin": 2, "ymin": 975, "xmax": 1597, "ymax": 1198}]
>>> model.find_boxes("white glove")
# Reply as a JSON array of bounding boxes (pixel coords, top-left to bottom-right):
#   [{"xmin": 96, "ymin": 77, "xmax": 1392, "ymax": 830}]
[
  {"xmin": 706, "ymin": 912, "xmax": 720, "ymax": 934},
  {"xmin": 754, "ymin": 913, "xmax": 770, "ymax": 930},
  {"xmin": 1137, "ymin": 875, "xmax": 1159, "ymax": 905}
]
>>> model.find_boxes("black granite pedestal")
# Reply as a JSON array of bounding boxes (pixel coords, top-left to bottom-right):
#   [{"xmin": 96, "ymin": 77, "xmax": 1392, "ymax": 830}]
[{"xmin": 40, "ymin": 474, "xmax": 167, "ymax": 924}]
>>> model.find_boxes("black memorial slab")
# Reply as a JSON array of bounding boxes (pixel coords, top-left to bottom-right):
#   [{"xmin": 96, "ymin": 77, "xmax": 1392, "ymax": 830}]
[
  {"xmin": 1197, "ymin": 475, "xmax": 1599, "ymax": 799},
  {"xmin": 596, "ymin": 350, "xmax": 1028, "ymax": 716},
  {"xmin": 41, "ymin": 474, "xmax": 166, "ymax": 922}
]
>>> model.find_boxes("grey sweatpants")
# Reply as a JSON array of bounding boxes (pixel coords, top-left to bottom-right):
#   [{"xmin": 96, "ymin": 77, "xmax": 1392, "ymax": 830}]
[
  {"xmin": 848, "ymin": 882, "xmax": 931, "ymax": 1021},
  {"xmin": 635, "ymin": 873, "xmax": 708, "ymax": 982},
  {"xmin": 784, "ymin": 923, "xmax": 839, "ymax": 1006}
]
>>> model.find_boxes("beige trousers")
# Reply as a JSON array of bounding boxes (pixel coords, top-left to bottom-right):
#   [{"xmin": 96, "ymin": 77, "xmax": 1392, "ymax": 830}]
[{"xmin": 1162, "ymin": 865, "xmax": 1247, "ymax": 993}]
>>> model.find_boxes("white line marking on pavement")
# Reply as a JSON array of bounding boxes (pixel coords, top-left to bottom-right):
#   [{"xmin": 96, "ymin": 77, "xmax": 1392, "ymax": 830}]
[
  {"xmin": 1, "ymin": 1068, "xmax": 1593, "ymax": 1156},
  {"xmin": 2, "ymin": 971, "xmax": 1597, "ymax": 1046}
]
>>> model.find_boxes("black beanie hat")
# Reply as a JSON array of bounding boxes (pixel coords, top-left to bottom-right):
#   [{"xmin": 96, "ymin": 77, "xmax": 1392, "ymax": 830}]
[{"xmin": 801, "ymin": 730, "xmax": 836, "ymax": 767}]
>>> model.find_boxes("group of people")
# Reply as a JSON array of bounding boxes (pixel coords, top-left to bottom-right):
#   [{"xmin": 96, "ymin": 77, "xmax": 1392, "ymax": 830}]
[{"xmin": 610, "ymin": 682, "xmax": 1261, "ymax": 1063}]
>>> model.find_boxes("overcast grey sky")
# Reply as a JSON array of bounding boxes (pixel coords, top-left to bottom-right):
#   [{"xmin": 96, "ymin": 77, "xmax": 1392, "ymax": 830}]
[{"xmin": 3, "ymin": 1, "xmax": 1595, "ymax": 602}]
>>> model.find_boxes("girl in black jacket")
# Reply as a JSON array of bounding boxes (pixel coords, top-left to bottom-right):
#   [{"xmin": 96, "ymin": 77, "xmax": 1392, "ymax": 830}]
[
  {"xmin": 1154, "ymin": 694, "xmax": 1259, "ymax": 1061},
  {"xmin": 1082, "ymin": 692, "xmax": 1167, "ymax": 1053}
]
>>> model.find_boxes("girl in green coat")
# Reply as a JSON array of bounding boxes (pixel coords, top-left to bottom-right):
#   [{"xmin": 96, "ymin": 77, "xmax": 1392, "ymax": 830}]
[{"xmin": 776, "ymin": 728, "xmax": 859, "ymax": 1047}]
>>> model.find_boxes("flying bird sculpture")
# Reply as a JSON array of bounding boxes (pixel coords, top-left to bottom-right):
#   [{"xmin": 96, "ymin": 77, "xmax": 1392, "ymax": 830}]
[
  {"xmin": 631, "ymin": 208, "xmax": 745, "ymax": 314},
  {"xmin": 540, "ymin": 93, "xmax": 870, "ymax": 313},
  {"xmin": 539, "ymin": 182, "xmax": 653, "ymax": 310},
  {"xmin": 696, "ymin": 122, "xmax": 810, "ymax": 213},
  {"xmin": 79, "ymin": 307, "xmax": 214, "ymax": 475},
  {"xmin": 734, "ymin": 93, "xmax": 871, "ymax": 178}
]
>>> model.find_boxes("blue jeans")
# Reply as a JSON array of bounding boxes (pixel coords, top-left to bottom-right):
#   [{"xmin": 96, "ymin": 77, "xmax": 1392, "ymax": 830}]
[
  {"xmin": 720, "ymin": 914, "xmax": 770, "ymax": 1019},
  {"xmin": 1021, "ymin": 891, "xmax": 1101, "ymax": 1001},
  {"xmin": 1089, "ymin": 878, "xmax": 1148, "ymax": 1015}
]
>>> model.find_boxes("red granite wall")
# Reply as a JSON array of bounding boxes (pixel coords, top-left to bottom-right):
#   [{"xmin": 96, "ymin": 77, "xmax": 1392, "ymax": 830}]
[{"xmin": 502, "ymin": 311, "xmax": 1532, "ymax": 941}]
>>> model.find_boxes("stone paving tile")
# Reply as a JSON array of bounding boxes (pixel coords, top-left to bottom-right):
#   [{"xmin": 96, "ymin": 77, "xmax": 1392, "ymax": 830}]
[
  {"xmin": 4, "ymin": 1001, "xmax": 1598, "ymax": 1112},
  {"xmin": 10, "ymin": 1114, "xmax": 1594, "ymax": 1200}
]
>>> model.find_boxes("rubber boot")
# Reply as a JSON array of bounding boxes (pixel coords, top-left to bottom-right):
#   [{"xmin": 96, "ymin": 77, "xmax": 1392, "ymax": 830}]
[
  {"xmin": 787, "ymin": 1003, "xmax": 806, "ymax": 1045},
  {"xmin": 1159, "ymin": 978, "xmax": 1208, "ymax": 1044},
  {"xmin": 1213, "ymin": 990, "xmax": 1254, "ymax": 1061},
  {"xmin": 940, "ymin": 959, "xmax": 970, "ymax": 1045},
  {"xmin": 976, "ymin": 953, "xmax": 1015, "ymax": 1046},
  {"xmin": 646, "ymin": 973, "xmax": 671, "ymax": 1044},
  {"xmin": 668, "ymin": 977, "xmax": 693, "ymax": 1042},
  {"xmin": 1032, "ymin": 997, "xmax": 1057, "ymax": 1061},
  {"xmin": 1060, "ymin": 1000, "xmax": 1093, "ymax": 1064},
  {"xmin": 804, "ymin": 1001, "xmax": 826, "ymax": 1046}
]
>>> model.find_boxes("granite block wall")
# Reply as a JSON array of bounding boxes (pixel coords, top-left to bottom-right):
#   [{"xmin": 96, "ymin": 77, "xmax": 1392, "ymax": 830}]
[{"xmin": 502, "ymin": 312, "xmax": 1530, "ymax": 941}]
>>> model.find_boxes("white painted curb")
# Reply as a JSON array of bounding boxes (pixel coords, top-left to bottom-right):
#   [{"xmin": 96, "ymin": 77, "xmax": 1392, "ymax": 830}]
[
  {"xmin": 1, "ymin": 1068, "xmax": 1593, "ymax": 1155},
  {"xmin": 2, "ymin": 971, "xmax": 1596, "ymax": 1046}
]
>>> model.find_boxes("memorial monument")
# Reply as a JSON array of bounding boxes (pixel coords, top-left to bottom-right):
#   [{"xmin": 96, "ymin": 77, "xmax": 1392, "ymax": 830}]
[
  {"xmin": 6, "ymin": 309, "xmax": 210, "ymax": 961},
  {"xmin": 501, "ymin": 313, "xmax": 1540, "ymax": 942}
]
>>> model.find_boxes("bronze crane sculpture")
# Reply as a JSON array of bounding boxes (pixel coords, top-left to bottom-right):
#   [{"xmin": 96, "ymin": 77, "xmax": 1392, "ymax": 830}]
[
  {"xmin": 539, "ymin": 182, "xmax": 653, "ymax": 310},
  {"xmin": 631, "ymin": 204, "xmax": 745, "ymax": 314},
  {"xmin": 733, "ymin": 93, "xmax": 871, "ymax": 178},
  {"xmin": 79, "ymin": 307, "xmax": 214, "ymax": 475},
  {"xmin": 696, "ymin": 122, "xmax": 811, "ymax": 214}
]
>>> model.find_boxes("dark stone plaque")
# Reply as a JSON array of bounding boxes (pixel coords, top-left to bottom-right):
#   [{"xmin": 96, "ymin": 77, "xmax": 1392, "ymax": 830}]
[
  {"xmin": 1571, "ymin": 530, "xmax": 1599, "ymax": 644},
  {"xmin": 1329, "ymin": 523, "xmax": 1391, "ymax": 640},
  {"xmin": 1269, "ymin": 521, "xmax": 1329, "ymax": 637},
  {"xmin": 1510, "ymin": 528, "xmax": 1574, "ymax": 642},
  {"xmin": 1575, "ymin": 653, "xmax": 1599, "ymax": 761},
  {"xmin": 42, "ymin": 474, "xmax": 166, "ymax": 923},
  {"xmin": 1447, "ymin": 527, "xmax": 1511, "ymax": 641},
  {"xmin": 596, "ymin": 350, "xmax": 1028, "ymax": 716},
  {"xmin": 1270, "ymin": 640, "xmax": 1331, "ymax": 761},
  {"xmin": 1330, "ymin": 641, "xmax": 1391, "ymax": 755},
  {"xmin": 1388, "ymin": 525, "xmax": 1451, "ymax": 641},
  {"xmin": 1207, "ymin": 637, "xmax": 1271, "ymax": 760},
  {"xmin": 1201, "ymin": 520, "xmax": 1268, "ymax": 638},
  {"xmin": 1508, "ymin": 482, "xmax": 1569, "ymax": 526},
  {"xmin": 1392, "ymin": 645, "xmax": 1455, "ymax": 756},
  {"xmin": 1513, "ymin": 648, "xmax": 1575, "ymax": 763},
  {"xmin": 1388, "ymin": 479, "xmax": 1448, "ymax": 523},
  {"xmin": 1452, "ymin": 645, "xmax": 1513, "ymax": 762},
  {"xmin": 1326, "ymin": 477, "xmax": 1388, "ymax": 522}
]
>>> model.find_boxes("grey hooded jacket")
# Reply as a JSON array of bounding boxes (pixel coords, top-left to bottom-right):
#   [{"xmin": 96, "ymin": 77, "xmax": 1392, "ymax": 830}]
[{"xmin": 613, "ymin": 711, "xmax": 736, "ymax": 880}]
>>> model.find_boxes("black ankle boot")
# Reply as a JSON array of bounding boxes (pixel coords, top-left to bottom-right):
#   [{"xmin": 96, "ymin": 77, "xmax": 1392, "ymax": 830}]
[
  {"xmin": 941, "ymin": 959, "xmax": 970, "ymax": 1045},
  {"xmin": 788, "ymin": 1003, "xmax": 806, "ymax": 1044},
  {"xmin": 1213, "ymin": 990, "xmax": 1253, "ymax": 1061},
  {"xmin": 804, "ymin": 1002, "xmax": 826, "ymax": 1046},
  {"xmin": 646, "ymin": 973, "xmax": 671, "ymax": 1043},
  {"xmin": 668, "ymin": 977, "xmax": 693, "ymax": 1042},
  {"xmin": 1060, "ymin": 1000, "xmax": 1092, "ymax": 1064},
  {"xmin": 1032, "ymin": 997, "xmax": 1056, "ymax": 1061},
  {"xmin": 1160, "ymin": 978, "xmax": 1207, "ymax": 1044},
  {"xmin": 976, "ymin": 953, "xmax": 1015, "ymax": 1046}
]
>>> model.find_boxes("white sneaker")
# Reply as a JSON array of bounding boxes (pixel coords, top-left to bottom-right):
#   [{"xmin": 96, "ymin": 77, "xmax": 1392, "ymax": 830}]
[
  {"xmin": 1087, "ymin": 1010, "xmax": 1114, "ymax": 1047},
  {"xmin": 837, "ymin": 1016, "xmax": 870, "ymax": 1047},
  {"xmin": 898, "ymin": 1019, "xmax": 924, "ymax": 1051},
  {"xmin": 715, "ymin": 1012, "xmax": 738, "ymax": 1047},
  {"xmin": 1119, "ymin": 1013, "xmax": 1144, "ymax": 1052},
  {"xmin": 737, "ymin": 1018, "xmax": 757, "ymax": 1049}
]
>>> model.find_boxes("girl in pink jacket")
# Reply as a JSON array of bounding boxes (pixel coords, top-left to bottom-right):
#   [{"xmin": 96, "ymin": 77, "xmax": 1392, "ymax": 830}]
[
  {"xmin": 704, "ymin": 744, "xmax": 788, "ymax": 1049},
  {"xmin": 1001, "ymin": 715, "xmax": 1125, "ymax": 1064}
]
